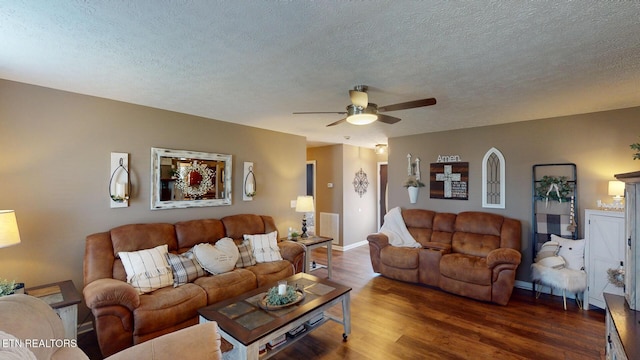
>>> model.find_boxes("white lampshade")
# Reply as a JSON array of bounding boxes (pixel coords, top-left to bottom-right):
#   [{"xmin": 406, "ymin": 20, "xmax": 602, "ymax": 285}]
[
  {"xmin": 295, "ymin": 196, "xmax": 315, "ymax": 213},
  {"xmin": 608, "ymin": 180, "xmax": 625, "ymax": 198},
  {"xmin": 0, "ymin": 210, "xmax": 21, "ymax": 249}
]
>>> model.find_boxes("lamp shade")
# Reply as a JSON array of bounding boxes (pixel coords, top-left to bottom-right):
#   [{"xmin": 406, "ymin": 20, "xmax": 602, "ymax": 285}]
[
  {"xmin": 295, "ymin": 196, "xmax": 315, "ymax": 213},
  {"xmin": 0, "ymin": 210, "xmax": 21, "ymax": 249},
  {"xmin": 608, "ymin": 180, "xmax": 625, "ymax": 197}
]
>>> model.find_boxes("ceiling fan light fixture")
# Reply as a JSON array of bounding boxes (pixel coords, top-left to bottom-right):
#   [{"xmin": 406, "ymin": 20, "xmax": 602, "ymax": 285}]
[
  {"xmin": 346, "ymin": 104, "xmax": 377, "ymax": 125},
  {"xmin": 347, "ymin": 113, "xmax": 377, "ymax": 125}
]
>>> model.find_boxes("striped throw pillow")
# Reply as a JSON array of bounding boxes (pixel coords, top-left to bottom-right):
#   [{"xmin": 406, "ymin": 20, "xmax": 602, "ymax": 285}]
[{"xmin": 118, "ymin": 244, "xmax": 173, "ymax": 294}]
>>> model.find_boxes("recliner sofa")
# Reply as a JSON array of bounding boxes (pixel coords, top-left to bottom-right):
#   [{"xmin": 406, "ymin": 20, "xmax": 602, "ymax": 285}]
[
  {"xmin": 367, "ymin": 209, "xmax": 522, "ymax": 305},
  {"xmin": 83, "ymin": 214, "xmax": 304, "ymax": 357}
]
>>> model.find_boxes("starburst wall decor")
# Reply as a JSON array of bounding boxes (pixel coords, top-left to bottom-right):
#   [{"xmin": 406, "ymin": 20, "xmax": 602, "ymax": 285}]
[{"xmin": 353, "ymin": 168, "xmax": 369, "ymax": 197}]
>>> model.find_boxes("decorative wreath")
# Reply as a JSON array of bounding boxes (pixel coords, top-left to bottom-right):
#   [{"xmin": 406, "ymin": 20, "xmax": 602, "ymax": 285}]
[
  {"xmin": 175, "ymin": 163, "xmax": 215, "ymax": 197},
  {"xmin": 607, "ymin": 268, "xmax": 625, "ymax": 288},
  {"xmin": 535, "ymin": 175, "xmax": 573, "ymax": 202}
]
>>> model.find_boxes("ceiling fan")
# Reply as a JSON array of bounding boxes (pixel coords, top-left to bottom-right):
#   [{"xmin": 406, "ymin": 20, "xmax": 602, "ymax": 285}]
[{"xmin": 293, "ymin": 85, "xmax": 436, "ymax": 127}]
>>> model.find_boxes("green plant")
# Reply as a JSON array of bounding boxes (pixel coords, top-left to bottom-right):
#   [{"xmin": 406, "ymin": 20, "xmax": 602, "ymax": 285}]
[
  {"xmin": 403, "ymin": 176, "xmax": 425, "ymax": 188},
  {"xmin": 0, "ymin": 279, "xmax": 16, "ymax": 297},
  {"xmin": 265, "ymin": 285, "xmax": 298, "ymax": 306},
  {"xmin": 631, "ymin": 137, "xmax": 640, "ymax": 160}
]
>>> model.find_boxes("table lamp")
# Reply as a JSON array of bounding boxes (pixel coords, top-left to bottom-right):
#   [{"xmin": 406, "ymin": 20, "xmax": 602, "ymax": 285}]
[
  {"xmin": 295, "ymin": 196, "xmax": 315, "ymax": 238},
  {"xmin": 0, "ymin": 210, "xmax": 21, "ymax": 249},
  {"xmin": 608, "ymin": 180, "xmax": 625, "ymax": 208}
]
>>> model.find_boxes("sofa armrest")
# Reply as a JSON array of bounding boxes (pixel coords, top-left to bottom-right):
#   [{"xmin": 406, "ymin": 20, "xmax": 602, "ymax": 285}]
[
  {"xmin": 278, "ymin": 240, "xmax": 305, "ymax": 273},
  {"xmin": 367, "ymin": 233, "xmax": 390, "ymax": 249},
  {"xmin": 83, "ymin": 278, "xmax": 140, "ymax": 311},
  {"xmin": 104, "ymin": 322, "xmax": 221, "ymax": 360},
  {"xmin": 486, "ymin": 248, "xmax": 522, "ymax": 268}
]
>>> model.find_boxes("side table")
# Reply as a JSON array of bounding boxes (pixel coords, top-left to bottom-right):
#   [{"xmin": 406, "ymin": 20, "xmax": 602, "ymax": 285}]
[
  {"xmin": 26, "ymin": 280, "xmax": 82, "ymax": 340},
  {"xmin": 288, "ymin": 236, "xmax": 333, "ymax": 278}
]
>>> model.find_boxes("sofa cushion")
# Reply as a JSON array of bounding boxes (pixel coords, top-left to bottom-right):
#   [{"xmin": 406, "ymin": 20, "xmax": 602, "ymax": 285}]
[
  {"xmin": 111, "ymin": 223, "xmax": 177, "ymax": 255},
  {"xmin": 451, "ymin": 232, "xmax": 501, "ymax": 257},
  {"xmin": 118, "ymin": 245, "xmax": 174, "ymax": 294},
  {"xmin": 194, "ymin": 269, "xmax": 258, "ymax": 304},
  {"xmin": 133, "ymin": 283, "xmax": 207, "ymax": 336},
  {"xmin": 174, "ymin": 219, "xmax": 225, "ymax": 250},
  {"xmin": 193, "ymin": 239, "xmax": 239, "ymax": 275},
  {"xmin": 166, "ymin": 251, "xmax": 206, "ymax": 287},
  {"xmin": 440, "ymin": 253, "xmax": 492, "ymax": 286},
  {"xmin": 380, "ymin": 247, "xmax": 420, "ymax": 269},
  {"xmin": 235, "ymin": 239, "xmax": 257, "ymax": 268},
  {"xmin": 245, "ymin": 260, "xmax": 294, "ymax": 287},
  {"xmin": 244, "ymin": 231, "xmax": 283, "ymax": 263}
]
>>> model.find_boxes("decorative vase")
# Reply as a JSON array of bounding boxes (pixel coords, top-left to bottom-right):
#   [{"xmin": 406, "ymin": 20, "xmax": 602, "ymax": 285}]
[{"xmin": 408, "ymin": 186, "xmax": 419, "ymax": 204}]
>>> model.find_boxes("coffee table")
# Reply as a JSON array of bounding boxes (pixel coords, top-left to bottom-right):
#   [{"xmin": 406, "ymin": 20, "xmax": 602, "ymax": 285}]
[{"xmin": 198, "ymin": 273, "xmax": 351, "ymax": 360}]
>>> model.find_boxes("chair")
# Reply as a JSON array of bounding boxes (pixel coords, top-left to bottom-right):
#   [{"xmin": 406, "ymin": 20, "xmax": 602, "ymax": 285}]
[
  {"xmin": 531, "ymin": 236, "xmax": 587, "ymax": 310},
  {"xmin": 0, "ymin": 294, "xmax": 222, "ymax": 360},
  {"xmin": 532, "ymin": 262, "xmax": 587, "ymax": 310}
]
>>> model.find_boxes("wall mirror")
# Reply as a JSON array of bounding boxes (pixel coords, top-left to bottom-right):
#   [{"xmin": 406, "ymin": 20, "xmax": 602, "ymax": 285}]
[{"xmin": 151, "ymin": 147, "xmax": 232, "ymax": 209}]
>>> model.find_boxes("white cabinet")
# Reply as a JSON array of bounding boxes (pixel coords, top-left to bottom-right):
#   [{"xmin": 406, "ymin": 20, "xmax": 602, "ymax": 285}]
[
  {"xmin": 616, "ymin": 172, "xmax": 640, "ymax": 310},
  {"xmin": 584, "ymin": 209, "xmax": 625, "ymax": 310}
]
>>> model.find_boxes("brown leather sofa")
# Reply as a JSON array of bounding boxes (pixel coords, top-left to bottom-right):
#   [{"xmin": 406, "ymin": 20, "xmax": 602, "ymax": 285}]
[
  {"xmin": 367, "ymin": 209, "xmax": 522, "ymax": 305},
  {"xmin": 83, "ymin": 214, "xmax": 304, "ymax": 357}
]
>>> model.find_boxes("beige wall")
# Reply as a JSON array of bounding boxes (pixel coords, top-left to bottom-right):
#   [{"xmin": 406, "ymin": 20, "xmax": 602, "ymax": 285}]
[
  {"xmin": 388, "ymin": 107, "xmax": 640, "ymax": 282},
  {"xmin": 307, "ymin": 144, "xmax": 384, "ymax": 247},
  {"xmin": 0, "ymin": 79, "xmax": 306, "ymax": 319}
]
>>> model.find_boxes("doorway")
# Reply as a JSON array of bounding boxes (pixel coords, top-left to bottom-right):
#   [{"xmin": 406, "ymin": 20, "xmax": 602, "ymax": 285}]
[{"xmin": 377, "ymin": 162, "xmax": 388, "ymax": 230}]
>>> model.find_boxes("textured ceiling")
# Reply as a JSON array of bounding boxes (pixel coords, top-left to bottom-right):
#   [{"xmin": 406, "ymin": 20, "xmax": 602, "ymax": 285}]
[{"xmin": 1, "ymin": 1, "xmax": 639, "ymax": 148}]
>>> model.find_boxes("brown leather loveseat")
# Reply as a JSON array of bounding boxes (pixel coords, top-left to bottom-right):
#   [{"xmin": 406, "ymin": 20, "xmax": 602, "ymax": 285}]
[
  {"xmin": 83, "ymin": 214, "xmax": 304, "ymax": 357},
  {"xmin": 367, "ymin": 209, "xmax": 521, "ymax": 305}
]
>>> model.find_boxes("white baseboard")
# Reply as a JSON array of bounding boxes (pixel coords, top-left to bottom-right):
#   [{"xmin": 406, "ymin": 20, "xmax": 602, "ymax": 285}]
[{"xmin": 332, "ymin": 240, "xmax": 368, "ymax": 252}]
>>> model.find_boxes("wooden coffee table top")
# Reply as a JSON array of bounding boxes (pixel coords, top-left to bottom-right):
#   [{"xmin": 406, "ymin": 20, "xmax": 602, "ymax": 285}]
[{"xmin": 198, "ymin": 272, "xmax": 351, "ymax": 346}]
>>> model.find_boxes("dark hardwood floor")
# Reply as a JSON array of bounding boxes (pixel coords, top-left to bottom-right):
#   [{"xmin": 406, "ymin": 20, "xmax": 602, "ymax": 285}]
[{"xmin": 79, "ymin": 245, "xmax": 606, "ymax": 359}]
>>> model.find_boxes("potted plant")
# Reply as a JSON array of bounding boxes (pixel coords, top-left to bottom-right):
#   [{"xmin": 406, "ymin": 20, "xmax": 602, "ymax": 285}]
[
  {"xmin": 403, "ymin": 176, "xmax": 425, "ymax": 204},
  {"xmin": 0, "ymin": 279, "xmax": 17, "ymax": 297},
  {"xmin": 631, "ymin": 137, "xmax": 640, "ymax": 160}
]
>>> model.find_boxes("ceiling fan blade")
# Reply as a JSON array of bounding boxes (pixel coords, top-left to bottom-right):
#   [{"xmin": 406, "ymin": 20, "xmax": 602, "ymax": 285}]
[
  {"xmin": 293, "ymin": 111, "xmax": 347, "ymax": 115},
  {"xmin": 349, "ymin": 90, "xmax": 368, "ymax": 108},
  {"xmin": 377, "ymin": 114, "xmax": 402, "ymax": 124},
  {"xmin": 326, "ymin": 118, "xmax": 347, "ymax": 127},
  {"xmin": 378, "ymin": 98, "xmax": 437, "ymax": 112}
]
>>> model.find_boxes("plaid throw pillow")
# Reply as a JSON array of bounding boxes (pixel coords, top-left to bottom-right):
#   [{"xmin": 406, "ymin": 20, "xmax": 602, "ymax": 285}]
[
  {"xmin": 235, "ymin": 239, "xmax": 257, "ymax": 268},
  {"xmin": 166, "ymin": 251, "xmax": 206, "ymax": 287}
]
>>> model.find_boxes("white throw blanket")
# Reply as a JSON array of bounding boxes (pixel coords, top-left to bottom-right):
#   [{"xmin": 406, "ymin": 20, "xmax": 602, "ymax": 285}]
[{"xmin": 380, "ymin": 207, "xmax": 421, "ymax": 248}]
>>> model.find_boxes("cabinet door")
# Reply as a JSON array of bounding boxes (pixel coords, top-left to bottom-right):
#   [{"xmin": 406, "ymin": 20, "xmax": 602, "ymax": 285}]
[{"xmin": 586, "ymin": 211, "xmax": 625, "ymax": 309}]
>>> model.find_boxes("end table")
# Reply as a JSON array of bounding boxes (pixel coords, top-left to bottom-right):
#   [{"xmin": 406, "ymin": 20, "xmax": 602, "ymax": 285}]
[
  {"xmin": 287, "ymin": 236, "xmax": 333, "ymax": 278},
  {"xmin": 26, "ymin": 280, "xmax": 82, "ymax": 340}
]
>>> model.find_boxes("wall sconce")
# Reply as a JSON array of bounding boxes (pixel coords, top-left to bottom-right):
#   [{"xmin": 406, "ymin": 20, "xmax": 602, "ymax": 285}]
[
  {"xmin": 109, "ymin": 152, "xmax": 130, "ymax": 208},
  {"xmin": 608, "ymin": 180, "xmax": 625, "ymax": 208},
  {"xmin": 295, "ymin": 196, "xmax": 315, "ymax": 238},
  {"xmin": 375, "ymin": 144, "xmax": 387, "ymax": 155},
  {"xmin": 243, "ymin": 162, "xmax": 256, "ymax": 201}
]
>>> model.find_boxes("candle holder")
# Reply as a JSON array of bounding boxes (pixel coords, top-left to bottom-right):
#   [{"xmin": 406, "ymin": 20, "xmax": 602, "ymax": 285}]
[{"xmin": 109, "ymin": 152, "xmax": 130, "ymax": 208}]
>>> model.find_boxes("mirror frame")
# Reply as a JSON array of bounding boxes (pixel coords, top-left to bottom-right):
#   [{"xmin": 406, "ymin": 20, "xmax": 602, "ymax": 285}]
[{"xmin": 151, "ymin": 147, "xmax": 232, "ymax": 210}]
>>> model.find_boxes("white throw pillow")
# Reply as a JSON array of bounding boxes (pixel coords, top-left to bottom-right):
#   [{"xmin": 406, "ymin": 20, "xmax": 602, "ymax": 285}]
[
  {"xmin": 193, "ymin": 238, "xmax": 239, "ymax": 275},
  {"xmin": 551, "ymin": 234, "xmax": 586, "ymax": 271},
  {"xmin": 118, "ymin": 244, "xmax": 173, "ymax": 294},
  {"xmin": 535, "ymin": 240, "xmax": 560, "ymax": 263},
  {"xmin": 537, "ymin": 255, "xmax": 566, "ymax": 269},
  {"xmin": 244, "ymin": 231, "xmax": 283, "ymax": 263}
]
